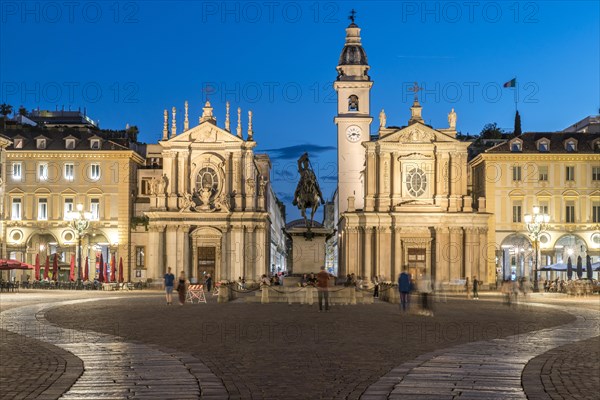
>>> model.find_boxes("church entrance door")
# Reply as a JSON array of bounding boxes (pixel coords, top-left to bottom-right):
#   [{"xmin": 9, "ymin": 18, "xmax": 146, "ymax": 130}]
[
  {"xmin": 198, "ymin": 247, "xmax": 216, "ymax": 284},
  {"xmin": 407, "ymin": 248, "xmax": 426, "ymax": 279}
]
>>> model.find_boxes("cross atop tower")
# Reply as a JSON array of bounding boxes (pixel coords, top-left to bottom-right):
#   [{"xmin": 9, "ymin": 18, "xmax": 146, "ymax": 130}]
[
  {"xmin": 408, "ymin": 82, "xmax": 423, "ymax": 102},
  {"xmin": 349, "ymin": 9, "xmax": 357, "ymax": 23},
  {"xmin": 202, "ymin": 84, "xmax": 215, "ymax": 102}
]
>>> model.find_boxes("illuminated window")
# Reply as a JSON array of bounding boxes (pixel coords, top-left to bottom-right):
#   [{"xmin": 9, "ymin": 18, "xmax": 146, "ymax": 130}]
[
  {"xmin": 11, "ymin": 199, "xmax": 22, "ymax": 220},
  {"xmin": 38, "ymin": 163, "xmax": 49, "ymax": 181},
  {"xmin": 90, "ymin": 199, "xmax": 100, "ymax": 220},
  {"xmin": 64, "ymin": 163, "xmax": 74, "ymax": 181},
  {"xmin": 12, "ymin": 162, "xmax": 22, "ymax": 181},
  {"xmin": 66, "ymin": 139, "xmax": 76, "ymax": 149},
  {"xmin": 565, "ymin": 166, "xmax": 575, "ymax": 181},
  {"xmin": 136, "ymin": 246, "xmax": 145, "ymax": 268},
  {"xmin": 38, "ymin": 198, "xmax": 48, "ymax": 220},
  {"xmin": 512, "ymin": 165, "xmax": 522, "ymax": 181},
  {"xmin": 538, "ymin": 166, "xmax": 548, "ymax": 181},
  {"xmin": 89, "ymin": 164, "xmax": 100, "ymax": 180},
  {"xmin": 36, "ymin": 138, "xmax": 46, "ymax": 149}
]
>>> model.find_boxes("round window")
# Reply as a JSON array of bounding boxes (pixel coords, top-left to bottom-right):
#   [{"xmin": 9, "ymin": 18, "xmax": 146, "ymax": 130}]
[
  {"xmin": 10, "ymin": 230, "xmax": 23, "ymax": 243},
  {"xmin": 63, "ymin": 231, "xmax": 75, "ymax": 242},
  {"xmin": 592, "ymin": 233, "xmax": 600, "ymax": 246},
  {"xmin": 406, "ymin": 168, "xmax": 427, "ymax": 197}
]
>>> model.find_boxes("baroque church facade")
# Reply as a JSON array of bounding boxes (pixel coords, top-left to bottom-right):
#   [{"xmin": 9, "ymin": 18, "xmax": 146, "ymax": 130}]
[
  {"xmin": 334, "ymin": 21, "xmax": 493, "ymax": 284},
  {"xmin": 131, "ymin": 101, "xmax": 286, "ymax": 283}
]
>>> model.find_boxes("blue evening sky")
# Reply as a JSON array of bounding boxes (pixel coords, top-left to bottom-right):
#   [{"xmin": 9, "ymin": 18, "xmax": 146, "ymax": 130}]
[{"xmin": 2, "ymin": 1, "xmax": 598, "ymax": 221}]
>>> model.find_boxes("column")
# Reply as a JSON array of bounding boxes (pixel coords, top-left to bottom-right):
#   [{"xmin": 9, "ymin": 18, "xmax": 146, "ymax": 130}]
[
  {"xmin": 426, "ymin": 239, "xmax": 433, "ymax": 278},
  {"xmin": 165, "ymin": 226, "xmax": 177, "ymax": 272},
  {"xmin": 378, "ymin": 227, "xmax": 391, "ymax": 281},
  {"xmin": 391, "ymin": 152, "xmax": 401, "ymax": 208},
  {"xmin": 464, "ymin": 228, "xmax": 477, "ymax": 281},
  {"xmin": 177, "ymin": 152, "xmax": 186, "ymax": 196},
  {"xmin": 378, "ymin": 152, "xmax": 391, "ymax": 211},
  {"xmin": 232, "ymin": 153, "xmax": 242, "ymax": 211},
  {"xmin": 449, "ymin": 227, "xmax": 463, "ymax": 279},
  {"xmin": 179, "ymin": 226, "xmax": 190, "ymax": 277},
  {"xmin": 392, "ymin": 227, "xmax": 402, "ymax": 280},
  {"xmin": 147, "ymin": 226, "xmax": 160, "ymax": 281},
  {"xmin": 479, "ymin": 227, "xmax": 489, "ymax": 284},
  {"xmin": 434, "ymin": 227, "xmax": 450, "ymax": 283},
  {"xmin": 449, "ymin": 152, "xmax": 459, "ymax": 211},
  {"xmin": 365, "ymin": 150, "xmax": 376, "ymax": 211},
  {"xmin": 363, "ymin": 227, "xmax": 372, "ymax": 279},
  {"xmin": 255, "ymin": 223, "xmax": 267, "ymax": 278}
]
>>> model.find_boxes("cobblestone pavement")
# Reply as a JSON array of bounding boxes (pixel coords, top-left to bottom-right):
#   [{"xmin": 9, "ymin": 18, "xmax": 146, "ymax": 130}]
[
  {"xmin": 522, "ymin": 336, "xmax": 600, "ymax": 400},
  {"xmin": 363, "ymin": 299, "xmax": 600, "ymax": 400},
  {"xmin": 1, "ymin": 296, "xmax": 227, "ymax": 399},
  {"xmin": 43, "ymin": 292, "xmax": 582, "ymax": 399},
  {"xmin": 2, "ymin": 291, "xmax": 598, "ymax": 399}
]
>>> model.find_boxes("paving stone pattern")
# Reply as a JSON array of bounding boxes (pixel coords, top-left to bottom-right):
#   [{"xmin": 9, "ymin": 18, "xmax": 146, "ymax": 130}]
[
  {"xmin": 1, "ymin": 298, "xmax": 227, "ymax": 399},
  {"xmin": 522, "ymin": 336, "xmax": 600, "ymax": 400},
  {"xmin": 0, "ymin": 330, "xmax": 83, "ymax": 400},
  {"xmin": 43, "ymin": 294, "xmax": 581, "ymax": 399},
  {"xmin": 362, "ymin": 303, "xmax": 600, "ymax": 399}
]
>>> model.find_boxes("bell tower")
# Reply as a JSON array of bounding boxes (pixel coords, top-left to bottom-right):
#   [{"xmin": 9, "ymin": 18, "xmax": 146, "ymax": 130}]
[{"xmin": 334, "ymin": 10, "xmax": 373, "ymax": 214}]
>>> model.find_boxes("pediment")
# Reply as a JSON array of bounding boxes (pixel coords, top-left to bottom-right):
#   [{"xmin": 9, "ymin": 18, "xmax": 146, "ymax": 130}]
[
  {"xmin": 562, "ymin": 189, "xmax": 579, "ymax": 197},
  {"xmin": 167, "ymin": 122, "xmax": 244, "ymax": 144},
  {"xmin": 508, "ymin": 189, "xmax": 525, "ymax": 197},
  {"xmin": 61, "ymin": 188, "xmax": 78, "ymax": 195},
  {"xmin": 535, "ymin": 190, "xmax": 552, "ymax": 197},
  {"xmin": 378, "ymin": 122, "xmax": 457, "ymax": 144}
]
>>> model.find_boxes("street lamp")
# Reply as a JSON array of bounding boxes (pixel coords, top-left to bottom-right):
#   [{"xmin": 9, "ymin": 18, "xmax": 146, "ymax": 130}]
[
  {"xmin": 66, "ymin": 204, "xmax": 92, "ymax": 283},
  {"xmin": 524, "ymin": 205, "xmax": 550, "ymax": 292}
]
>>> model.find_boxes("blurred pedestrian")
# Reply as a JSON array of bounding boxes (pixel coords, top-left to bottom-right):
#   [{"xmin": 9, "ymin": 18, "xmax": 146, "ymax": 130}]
[
  {"xmin": 472, "ymin": 276, "xmax": 480, "ymax": 299},
  {"xmin": 176, "ymin": 271, "xmax": 187, "ymax": 305},
  {"xmin": 373, "ymin": 275, "xmax": 380, "ymax": 298},
  {"xmin": 205, "ymin": 273, "xmax": 213, "ymax": 293},
  {"xmin": 418, "ymin": 275, "xmax": 434, "ymax": 316},
  {"xmin": 465, "ymin": 277, "xmax": 471, "ymax": 299},
  {"xmin": 316, "ymin": 266, "xmax": 331, "ymax": 311},
  {"xmin": 398, "ymin": 269, "xmax": 411, "ymax": 312}
]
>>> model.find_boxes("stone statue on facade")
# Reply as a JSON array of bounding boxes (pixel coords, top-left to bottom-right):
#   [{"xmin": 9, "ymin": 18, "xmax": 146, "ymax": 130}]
[
  {"xmin": 198, "ymin": 186, "xmax": 212, "ymax": 211},
  {"xmin": 179, "ymin": 192, "xmax": 195, "ymax": 212},
  {"xmin": 293, "ymin": 152, "xmax": 325, "ymax": 232},
  {"xmin": 379, "ymin": 109, "xmax": 386, "ymax": 129},
  {"xmin": 448, "ymin": 108, "xmax": 457, "ymax": 130}
]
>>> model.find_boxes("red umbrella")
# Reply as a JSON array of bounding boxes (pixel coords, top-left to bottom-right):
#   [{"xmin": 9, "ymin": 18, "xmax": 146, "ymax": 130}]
[
  {"xmin": 118, "ymin": 257, "xmax": 124, "ymax": 283},
  {"xmin": 43, "ymin": 256, "xmax": 49, "ymax": 280},
  {"xmin": 110, "ymin": 254, "xmax": 116, "ymax": 282},
  {"xmin": 83, "ymin": 256, "xmax": 89, "ymax": 281},
  {"xmin": 98, "ymin": 253, "xmax": 104, "ymax": 282},
  {"xmin": 52, "ymin": 253, "xmax": 59, "ymax": 281},
  {"xmin": 0, "ymin": 259, "xmax": 34, "ymax": 270},
  {"xmin": 35, "ymin": 254, "xmax": 40, "ymax": 280},
  {"xmin": 69, "ymin": 254, "xmax": 75, "ymax": 281}
]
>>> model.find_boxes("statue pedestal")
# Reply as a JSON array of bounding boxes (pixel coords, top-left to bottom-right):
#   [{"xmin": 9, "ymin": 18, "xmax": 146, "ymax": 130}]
[{"xmin": 287, "ymin": 226, "xmax": 332, "ymax": 275}]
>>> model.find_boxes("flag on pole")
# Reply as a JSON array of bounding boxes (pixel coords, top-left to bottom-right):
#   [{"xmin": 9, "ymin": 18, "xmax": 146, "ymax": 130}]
[{"xmin": 503, "ymin": 78, "xmax": 516, "ymax": 88}]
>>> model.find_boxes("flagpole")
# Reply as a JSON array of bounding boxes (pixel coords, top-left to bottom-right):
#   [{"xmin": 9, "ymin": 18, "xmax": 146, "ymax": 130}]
[{"xmin": 514, "ymin": 75, "xmax": 518, "ymax": 113}]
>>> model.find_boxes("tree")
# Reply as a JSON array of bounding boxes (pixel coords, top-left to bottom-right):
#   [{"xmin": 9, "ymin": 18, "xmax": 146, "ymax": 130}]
[
  {"xmin": 513, "ymin": 110, "xmax": 522, "ymax": 137},
  {"xmin": 480, "ymin": 122, "xmax": 503, "ymax": 139},
  {"xmin": 0, "ymin": 103, "xmax": 13, "ymax": 131},
  {"xmin": 18, "ymin": 106, "xmax": 27, "ymax": 116}
]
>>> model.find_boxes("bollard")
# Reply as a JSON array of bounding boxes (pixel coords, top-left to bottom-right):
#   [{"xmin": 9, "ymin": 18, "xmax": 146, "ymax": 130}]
[
  {"xmin": 261, "ymin": 285, "xmax": 270, "ymax": 304},
  {"xmin": 217, "ymin": 285, "xmax": 228, "ymax": 303},
  {"xmin": 351, "ymin": 287, "xmax": 357, "ymax": 305}
]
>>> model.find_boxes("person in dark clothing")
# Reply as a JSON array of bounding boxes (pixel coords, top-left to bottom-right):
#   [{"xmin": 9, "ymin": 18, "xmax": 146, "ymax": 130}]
[
  {"xmin": 398, "ymin": 270, "xmax": 411, "ymax": 312},
  {"xmin": 472, "ymin": 276, "xmax": 480, "ymax": 299}
]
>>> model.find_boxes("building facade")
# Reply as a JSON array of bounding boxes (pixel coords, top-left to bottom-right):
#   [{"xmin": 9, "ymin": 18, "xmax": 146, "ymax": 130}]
[
  {"xmin": 2, "ymin": 124, "xmax": 143, "ymax": 281},
  {"xmin": 470, "ymin": 117, "xmax": 600, "ymax": 283},
  {"xmin": 335, "ymin": 21, "xmax": 492, "ymax": 284},
  {"xmin": 0, "ymin": 134, "xmax": 10, "ymax": 262},
  {"xmin": 131, "ymin": 100, "xmax": 286, "ymax": 283}
]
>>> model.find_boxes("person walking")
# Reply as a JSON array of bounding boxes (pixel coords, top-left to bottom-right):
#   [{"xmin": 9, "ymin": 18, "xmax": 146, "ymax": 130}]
[
  {"xmin": 472, "ymin": 276, "xmax": 480, "ymax": 299},
  {"xmin": 316, "ymin": 266, "xmax": 331, "ymax": 312},
  {"xmin": 176, "ymin": 271, "xmax": 187, "ymax": 305},
  {"xmin": 164, "ymin": 267, "xmax": 175, "ymax": 305},
  {"xmin": 398, "ymin": 269, "xmax": 411, "ymax": 312},
  {"xmin": 373, "ymin": 275, "xmax": 380, "ymax": 298},
  {"xmin": 205, "ymin": 273, "xmax": 213, "ymax": 293},
  {"xmin": 418, "ymin": 274, "xmax": 433, "ymax": 316}
]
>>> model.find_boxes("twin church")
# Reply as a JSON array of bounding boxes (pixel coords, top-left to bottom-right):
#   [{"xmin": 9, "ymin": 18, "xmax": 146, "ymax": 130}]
[{"xmin": 1, "ymin": 17, "xmax": 493, "ymax": 286}]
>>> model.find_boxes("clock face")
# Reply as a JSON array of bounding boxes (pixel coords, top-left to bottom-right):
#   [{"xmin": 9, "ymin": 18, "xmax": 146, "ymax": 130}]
[{"xmin": 346, "ymin": 125, "xmax": 362, "ymax": 142}]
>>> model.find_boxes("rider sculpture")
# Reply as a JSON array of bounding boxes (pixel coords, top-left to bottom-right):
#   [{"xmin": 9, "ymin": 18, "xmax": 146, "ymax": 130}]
[{"xmin": 293, "ymin": 152, "xmax": 325, "ymax": 231}]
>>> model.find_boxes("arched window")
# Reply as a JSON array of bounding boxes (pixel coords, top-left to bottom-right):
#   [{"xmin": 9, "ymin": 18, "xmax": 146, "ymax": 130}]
[
  {"xmin": 348, "ymin": 95, "xmax": 359, "ymax": 112},
  {"xmin": 195, "ymin": 167, "xmax": 219, "ymax": 198}
]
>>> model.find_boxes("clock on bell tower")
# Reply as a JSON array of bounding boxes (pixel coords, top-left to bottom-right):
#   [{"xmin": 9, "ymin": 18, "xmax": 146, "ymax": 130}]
[{"xmin": 334, "ymin": 13, "xmax": 373, "ymax": 214}]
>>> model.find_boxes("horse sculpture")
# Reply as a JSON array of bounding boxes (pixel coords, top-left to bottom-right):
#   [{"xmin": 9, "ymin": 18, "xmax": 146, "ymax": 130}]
[{"xmin": 293, "ymin": 153, "xmax": 325, "ymax": 233}]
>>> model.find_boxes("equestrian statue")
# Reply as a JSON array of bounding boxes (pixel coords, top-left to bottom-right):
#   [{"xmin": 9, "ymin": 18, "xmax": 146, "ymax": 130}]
[{"xmin": 293, "ymin": 152, "xmax": 325, "ymax": 233}]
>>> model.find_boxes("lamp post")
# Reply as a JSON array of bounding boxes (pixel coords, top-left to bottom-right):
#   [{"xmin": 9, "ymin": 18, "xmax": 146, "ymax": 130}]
[
  {"xmin": 524, "ymin": 205, "xmax": 550, "ymax": 292},
  {"xmin": 66, "ymin": 204, "xmax": 92, "ymax": 283}
]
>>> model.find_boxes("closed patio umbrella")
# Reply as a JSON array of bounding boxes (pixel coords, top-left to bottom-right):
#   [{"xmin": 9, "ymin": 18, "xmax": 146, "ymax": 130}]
[
  {"xmin": 52, "ymin": 254, "xmax": 59, "ymax": 281},
  {"xmin": 567, "ymin": 257, "xmax": 573, "ymax": 280},
  {"xmin": 69, "ymin": 254, "xmax": 75, "ymax": 281},
  {"xmin": 576, "ymin": 256, "xmax": 583, "ymax": 279},
  {"xmin": 118, "ymin": 257, "xmax": 124, "ymax": 283},
  {"xmin": 586, "ymin": 255, "xmax": 593, "ymax": 280},
  {"xmin": 83, "ymin": 256, "xmax": 89, "ymax": 281},
  {"xmin": 35, "ymin": 254, "xmax": 40, "ymax": 280},
  {"xmin": 98, "ymin": 253, "xmax": 104, "ymax": 282},
  {"xmin": 43, "ymin": 256, "xmax": 49, "ymax": 280},
  {"xmin": 110, "ymin": 254, "xmax": 116, "ymax": 282}
]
